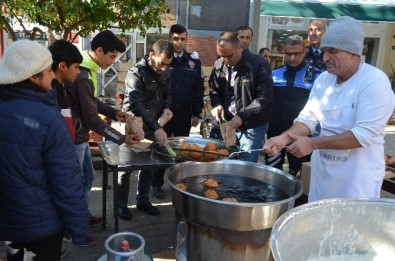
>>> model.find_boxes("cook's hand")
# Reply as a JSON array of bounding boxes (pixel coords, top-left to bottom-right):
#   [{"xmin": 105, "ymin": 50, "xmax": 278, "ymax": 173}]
[
  {"xmin": 211, "ymin": 105, "xmax": 224, "ymax": 122},
  {"xmin": 124, "ymin": 133, "xmax": 141, "ymax": 145},
  {"xmin": 385, "ymin": 155, "xmax": 395, "ymax": 166},
  {"xmin": 286, "ymin": 132, "xmax": 314, "ymax": 158},
  {"xmin": 155, "ymin": 128, "xmax": 167, "ymax": 145},
  {"xmin": 191, "ymin": 116, "xmax": 200, "ymax": 127},
  {"xmin": 115, "ymin": 111, "xmax": 129, "ymax": 122},
  {"xmin": 263, "ymin": 136, "xmax": 288, "ymax": 157},
  {"xmin": 229, "ymin": 115, "xmax": 242, "ymax": 130}
]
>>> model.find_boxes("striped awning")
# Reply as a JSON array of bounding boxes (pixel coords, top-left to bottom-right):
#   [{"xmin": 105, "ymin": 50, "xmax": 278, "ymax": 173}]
[{"xmin": 261, "ymin": 0, "xmax": 395, "ymax": 22}]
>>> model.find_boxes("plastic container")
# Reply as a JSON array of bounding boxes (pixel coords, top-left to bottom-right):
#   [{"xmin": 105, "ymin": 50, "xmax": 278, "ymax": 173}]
[{"xmin": 105, "ymin": 232, "xmax": 145, "ymax": 261}]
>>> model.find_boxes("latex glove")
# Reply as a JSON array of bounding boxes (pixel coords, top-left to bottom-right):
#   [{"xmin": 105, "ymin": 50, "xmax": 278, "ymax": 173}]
[{"xmin": 211, "ymin": 105, "xmax": 224, "ymax": 122}]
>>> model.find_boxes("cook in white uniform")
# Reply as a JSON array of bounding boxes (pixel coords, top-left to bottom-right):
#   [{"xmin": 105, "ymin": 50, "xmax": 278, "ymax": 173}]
[{"xmin": 263, "ymin": 16, "xmax": 395, "ymax": 202}]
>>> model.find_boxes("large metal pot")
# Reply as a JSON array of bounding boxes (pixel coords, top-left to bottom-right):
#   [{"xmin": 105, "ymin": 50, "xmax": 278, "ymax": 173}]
[
  {"xmin": 270, "ymin": 198, "xmax": 395, "ymax": 261},
  {"xmin": 165, "ymin": 160, "xmax": 303, "ymax": 261}
]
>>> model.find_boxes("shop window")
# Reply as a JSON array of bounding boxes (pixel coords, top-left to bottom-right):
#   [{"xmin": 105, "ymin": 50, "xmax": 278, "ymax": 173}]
[{"xmin": 187, "ymin": 0, "xmax": 249, "ymax": 31}]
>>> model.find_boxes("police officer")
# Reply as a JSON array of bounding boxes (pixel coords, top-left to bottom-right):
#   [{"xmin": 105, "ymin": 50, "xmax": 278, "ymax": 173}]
[
  {"xmin": 305, "ymin": 20, "xmax": 327, "ymax": 72},
  {"xmin": 265, "ymin": 35, "xmax": 321, "ymax": 176}
]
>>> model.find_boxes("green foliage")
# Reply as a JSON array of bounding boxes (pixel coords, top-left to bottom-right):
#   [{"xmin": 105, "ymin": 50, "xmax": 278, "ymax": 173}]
[{"xmin": 1, "ymin": 0, "xmax": 169, "ymax": 41}]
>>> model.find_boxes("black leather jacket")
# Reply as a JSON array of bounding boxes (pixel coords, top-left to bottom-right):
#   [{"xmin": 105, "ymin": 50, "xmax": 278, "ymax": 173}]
[
  {"xmin": 123, "ymin": 56, "xmax": 172, "ymax": 132},
  {"xmin": 209, "ymin": 50, "xmax": 273, "ymax": 130}
]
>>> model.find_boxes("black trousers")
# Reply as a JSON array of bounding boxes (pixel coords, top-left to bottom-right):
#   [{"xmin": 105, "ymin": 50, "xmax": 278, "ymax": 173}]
[
  {"xmin": 6, "ymin": 230, "xmax": 64, "ymax": 261},
  {"xmin": 152, "ymin": 109, "xmax": 192, "ymax": 188}
]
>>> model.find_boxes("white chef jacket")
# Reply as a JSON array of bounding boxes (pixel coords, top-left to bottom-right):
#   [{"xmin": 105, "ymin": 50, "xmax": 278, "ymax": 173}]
[{"xmin": 295, "ymin": 62, "xmax": 395, "ymax": 202}]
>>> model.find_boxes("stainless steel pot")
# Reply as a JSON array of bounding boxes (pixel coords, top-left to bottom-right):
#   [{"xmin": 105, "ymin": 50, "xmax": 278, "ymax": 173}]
[
  {"xmin": 270, "ymin": 198, "xmax": 395, "ymax": 261},
  {"xmin": 165, "ymin": 160, "xmax": 303, "ymax": 261}
]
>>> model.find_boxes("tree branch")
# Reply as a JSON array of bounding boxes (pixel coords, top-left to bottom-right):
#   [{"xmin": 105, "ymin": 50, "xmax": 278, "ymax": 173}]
[{"xmin": 0, "ymin": 14, "xmax": 17, "ymax": 41}]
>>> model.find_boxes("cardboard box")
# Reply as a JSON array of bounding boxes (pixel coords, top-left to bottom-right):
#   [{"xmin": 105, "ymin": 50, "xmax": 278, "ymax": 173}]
[
  {"xmin": 300, "ymin": 162, "xmax": 311, "ymax": 196},
  {"xmin": 385, "ymin": 170, "xmax": 395, "ymax": 179}
]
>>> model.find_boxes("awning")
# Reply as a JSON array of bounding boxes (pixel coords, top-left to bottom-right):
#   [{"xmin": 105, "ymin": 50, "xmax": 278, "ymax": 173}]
[{"xmin": 260, "ymin": 0, "xmax": 395, "ymax": 22}]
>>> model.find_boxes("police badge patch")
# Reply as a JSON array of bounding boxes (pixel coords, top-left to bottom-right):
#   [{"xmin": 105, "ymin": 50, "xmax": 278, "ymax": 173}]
[{"xmin": 189, "ymin": 60, "xmax": 195, "ymax": 69}]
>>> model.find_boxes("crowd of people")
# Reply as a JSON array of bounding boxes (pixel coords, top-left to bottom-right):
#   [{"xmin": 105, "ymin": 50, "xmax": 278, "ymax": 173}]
[{"xmin": 0, "ymin": 15, "xmax": 394, "ymax": 260}]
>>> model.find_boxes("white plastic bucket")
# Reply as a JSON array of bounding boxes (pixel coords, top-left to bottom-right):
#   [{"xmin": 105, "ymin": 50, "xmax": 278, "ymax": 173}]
[{"xmin": 105, "ymin": 232, "xmax": 145, "ymax": 261}]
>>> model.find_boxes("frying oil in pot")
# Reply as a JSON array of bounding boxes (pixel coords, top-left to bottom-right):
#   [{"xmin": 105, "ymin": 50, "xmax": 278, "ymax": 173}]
[{"xmin": 180, "ymin": 174, "xmax": 289, "ymax": 203}]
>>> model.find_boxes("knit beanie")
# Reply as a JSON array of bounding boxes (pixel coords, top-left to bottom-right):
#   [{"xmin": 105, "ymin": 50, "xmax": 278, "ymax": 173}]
[
  {"xmin": 0, "ymin": 40, "xmax": 53, "ymax": 85},
  {"xmin": 320, "ymin": 16, "xmax": 365, "ymax": 56}
]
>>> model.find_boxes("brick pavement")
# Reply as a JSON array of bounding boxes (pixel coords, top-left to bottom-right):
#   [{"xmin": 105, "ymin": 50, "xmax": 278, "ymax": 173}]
[{"xmin": 1, "ymin": 126, "xmax": 395, "ymax": 260}]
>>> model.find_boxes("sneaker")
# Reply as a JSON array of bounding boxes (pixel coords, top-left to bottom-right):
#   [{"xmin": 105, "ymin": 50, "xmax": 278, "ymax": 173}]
[
  {"xmin": 63, "ymin": 233, "xmax": 96, "ymax": 247},
  {"xmin": 137, "ymin": 202, "xmax": 160, "ymax": 216},
  {"xmin": 89, "ymin": 215, "xmax": 103, "ymax": 227},
  {"xmin": 152, "ymin": 187, "xmax": 164, "ymax": 199},
  {"xmin": 60, "ymin": 240, "xmax": 69, "ymax": 258},
  {"xmin": 63, "ymin": 232, "xmax": 72, "ymax": 243},
  {"xmin": 118, "ymin": 207, "xmax": 132, "ymax": 221}
]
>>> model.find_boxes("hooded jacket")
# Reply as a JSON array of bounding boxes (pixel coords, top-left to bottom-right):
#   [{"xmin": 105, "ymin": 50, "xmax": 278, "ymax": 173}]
[
  {"xmin": 66, "ymin": 55, "xmax": 125, "ymax": 145},
  {"xmin": 80, "ymin": 50, "xmax": 100, "ymax": 96},
  {"xmin": 0, "ymin": 82, "xmax": 89, "ymax": 244}
]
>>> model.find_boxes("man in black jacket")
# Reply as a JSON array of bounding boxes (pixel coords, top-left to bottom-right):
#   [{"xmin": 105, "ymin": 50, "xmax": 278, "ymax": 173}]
[
  {"xmin": 210, "ymin": 31, "xmax": 273, "ymax": 162},
  {"xmin": 119, "ymin": 40, "xmax": 174, "ymax": 219},
  {"xmin": 151, "ymin": 24, "xmax": 204, "ymax": 199}
]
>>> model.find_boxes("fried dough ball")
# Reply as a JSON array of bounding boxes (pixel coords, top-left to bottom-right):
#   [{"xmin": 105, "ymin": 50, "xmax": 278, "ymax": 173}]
[
  {"xmin": 189, "ymin": 144, "xmax": 203, "ymax": 160},
  {"xmin": 204, "ymin": 189, "xmax": 219, "ymax": 199},
  {"xmin": 178, "ymin": 142, "xmax": 191, "ymax": 158},
  {"xmin": 175, "ymin": 183, "xmax": 187, "ymax": 191},
  {"xmin": 217, "ymin": 149, "xmax": 229, "ymax": 156},
  {"xmin": 203, "ymin": 143, "xmax": 219, "ymax": 161},
  {"xmin": 180, "ymin": 142, "xmax": 190, "ymax": 150},
  {"xmin": 204, "ymin": 142, "xmax": 218, "ymax": 152},
  {"xmin": 204, "ymin": 151, "xmax": 219, "ymax": 161},
  {"xmin": 222, "ymin": 197, "xmax": 238, "ymax": 202},
  {"xmin": 203, "ymin": 178, "xmax": 219, "ymax": 188}
]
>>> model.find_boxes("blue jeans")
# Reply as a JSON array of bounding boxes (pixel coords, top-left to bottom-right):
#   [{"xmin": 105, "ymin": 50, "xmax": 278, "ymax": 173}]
[
  {"xmin": 236, "ymin": 123, "xmax": 268, "ymax": 162},
  {"xmin": 74, "ymin": 142, "xmax": 94, "ymax": 203}
]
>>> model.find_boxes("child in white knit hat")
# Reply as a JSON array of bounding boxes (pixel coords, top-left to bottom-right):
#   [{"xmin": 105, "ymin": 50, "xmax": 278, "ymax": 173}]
[{"xmin": 0, "ymin": 40, "xmax": 90, "ymax": 260}]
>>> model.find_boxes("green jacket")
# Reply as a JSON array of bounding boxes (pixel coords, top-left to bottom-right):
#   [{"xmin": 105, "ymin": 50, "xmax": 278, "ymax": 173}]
[{"xmin": 80, "ymin": 50, "xmax": 100, "ymax": 96}]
